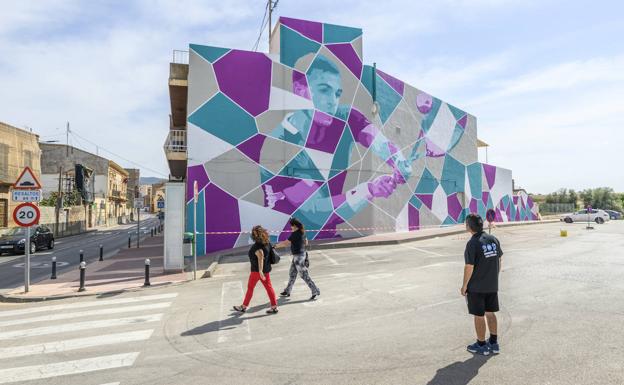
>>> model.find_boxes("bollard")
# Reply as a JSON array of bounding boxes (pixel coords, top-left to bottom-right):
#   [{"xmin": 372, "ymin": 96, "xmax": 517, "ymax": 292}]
[
  {"xmin": 78, "ymin": 261, "xmax": 86, "ymax": 292},
  {"xmin": 99, "ymin": 244, "xmax": 103, "ymax": 261},
  {"xmin": 51, "ymin": 256, "xmax": 57, "ymax": 279},
  {"xmin": 79, "ymin": 250, "xmax": 84, "ymax": 263},
  {"xmin": 151, "ymin": 228, "xmax": 154, "ymax": 237},
  {"xmin": 143, "ymin": 258, "xmax": 151, "ymax": 286},
  {"xmin": 136, "ymin": 235, "xmax": 140, "ymax": 249},
  {"xmin": 128, "ymin": 236, "xmax": 131, "ymax": 248}
]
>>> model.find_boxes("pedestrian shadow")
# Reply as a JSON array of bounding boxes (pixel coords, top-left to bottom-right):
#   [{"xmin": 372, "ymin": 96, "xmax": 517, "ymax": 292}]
[
  {"xmin": 181, "ymin": 312, "xmax": 271, "ymax": 336},
  {"xmin": 426, "ymin": 354, "xmax": 491, "ymax": 385}
]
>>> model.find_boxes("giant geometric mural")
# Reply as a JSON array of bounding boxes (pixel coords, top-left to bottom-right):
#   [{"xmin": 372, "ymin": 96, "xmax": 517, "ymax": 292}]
[{"xmin": 186, "ymin": 16, "xmax": 539, "ymax": 254}]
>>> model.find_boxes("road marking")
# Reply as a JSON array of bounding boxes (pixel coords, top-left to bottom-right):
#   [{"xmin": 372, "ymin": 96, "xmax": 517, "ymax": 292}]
[
  {"xmin": 99, "ymin": 383, "xmax": 120, "ymax": 385},
  {"xmin": 388, "ymin": 285, "xmax": 420, "ymax": 294},
  {"xmin": 361, "ymin": 254, "xmax": 391, "ymax": 263},
  {"xmin": 317, "ymin": 251, "xmax": 343, "ymax": 266},
  {"xmin": 218, "ymin": 281, "xmax": 251, "ymax": 344},
  {"xmin": 0, "ymin": 293, "xmax": 178, "ymax": 318},
  {"xmin": 0, "ymin": 302, "xmax": 172, "ymax": 327},
  {"xmin": 399, "ymin": 244, "xmax": 443, "ymax": 256},
  {"xmin": 0, "ymin": 352, "xmax": 139, "ymax": 384},
  {"xmin": 325, "ymin": 309, "xmax": 413, "ymax": 330},
  {"xmin": 0, "ymin": 314, "xmax": 163, "ymax": 341},
  {"xmin": 0, "ymin": 330, "xmax": 153, "ymax": 359}
]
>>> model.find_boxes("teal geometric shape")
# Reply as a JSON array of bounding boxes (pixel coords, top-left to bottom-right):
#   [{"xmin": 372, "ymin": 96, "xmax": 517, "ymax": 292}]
[
  {"xmin": 188, "ymin": 93, "xmax": 257, "ymax": 146},
  {"xmin": 323, "ymin": 23, "xmax": 362, "ymax": 44},
  {"xmin": 280, "ymin": 24, "xmax": 321, "ymax": 68},
  {"xmin": 448, "ymin": 125, "xmax": 464, "ymax": 152},
  {"xmin": 292, "ymin": 183, "xmax": 332, "ymax": 231},
  {"xmin": 477, "ymin": 200, "xmax": 486, "ymax": 217},
  {"xmin": 376, "ymin": 73, "xmax": 402, "ymax": 124},
  {"xmin": 467, "ymin": 163, "xmax": 482, "ymax": 198},
  {"xmin": 185, "ymin": 201, "xmax": 193, "ymax": 234},
  {"xmin": 409, "ymin": 195, "xmax": 423, "ymax": 209},
  {"xmin": 441, "ymin": 154, "xmax": 465, "ymax": 195},
  {"xmin": 420, "ymin": 97, "xmax": 443, "ymax": 132},
  {"xmin": 279, "ymin": 150, "xmax": 325, "ymax": 181},
  {"xmin": 190, "ymin": 44, "xmax": 230, "ymax": 63},
  {"xmin": 361, "ymin": 65, "xmax": 374, "ymax": 97},
  {"xmin": 447, "ymin": 103, "xmax": 467, "ymax": 121},
  {"xmin": 329, "ymin": 127, "xmax": 355, "ymax": 179},
  {"xmin": 196, "ymin": 189, "xmax": 206, "ymax": 256},
  {"xmin": 442, "ymin": 216, "xmax": 457, "ymax": 225},
  {"xmin": 415, "ymin": 168, "xmax": 439, "ymax": 194},
  {"xmin": 501, "ymin": 195, "xmax": 510, "ymax": 209},
  {"xmin": 260, "ymin": 166, "xmax": 275, "ymax": 184}
]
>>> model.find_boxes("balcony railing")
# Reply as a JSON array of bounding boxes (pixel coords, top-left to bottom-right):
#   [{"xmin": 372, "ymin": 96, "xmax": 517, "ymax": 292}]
[
  {"xmin": 172, "ymin": 50, "xmax": 189, "ymax": 64},
  {"xmin": 164, "ymin": 129, "xmax": 187, "ymax": 153}
]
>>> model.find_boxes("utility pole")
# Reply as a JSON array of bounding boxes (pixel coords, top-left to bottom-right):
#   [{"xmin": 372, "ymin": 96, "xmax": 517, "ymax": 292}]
[
  {"xmin": 66, "ymin": 122, "xmax": 70, "ymax": 157},
  {"xmin": 268, "ymin": 0, "xmax": 279, "ymax": 41},
  {"xmin": 55, "ymin": 166, "xmax": 63, "ymax": 236}
]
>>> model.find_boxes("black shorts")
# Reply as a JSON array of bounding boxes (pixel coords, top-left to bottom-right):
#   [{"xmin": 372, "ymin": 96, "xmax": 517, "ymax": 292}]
[{"xmin": 466, "ymin": 292, "xmax": 499, "ymax": 316}]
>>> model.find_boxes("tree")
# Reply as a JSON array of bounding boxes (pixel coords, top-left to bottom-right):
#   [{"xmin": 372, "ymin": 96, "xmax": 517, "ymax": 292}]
[{"xmin": 578, "ymin": 187, "xmax": 622, "ymax": 211}]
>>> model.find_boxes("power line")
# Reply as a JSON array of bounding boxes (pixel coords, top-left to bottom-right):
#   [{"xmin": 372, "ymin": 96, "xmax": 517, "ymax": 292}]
[{"xmin": 252, "ymin": 2, "xmax": 269, "ymax": 51}]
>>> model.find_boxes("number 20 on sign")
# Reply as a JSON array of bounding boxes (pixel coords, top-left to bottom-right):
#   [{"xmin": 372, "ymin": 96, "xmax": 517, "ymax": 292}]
[{"xmin": 13, "ymin": 203, "xmax": 40, "ymax": 227}]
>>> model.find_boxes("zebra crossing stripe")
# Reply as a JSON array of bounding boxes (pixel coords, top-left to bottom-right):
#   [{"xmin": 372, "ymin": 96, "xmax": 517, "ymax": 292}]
[
  {"xmin": 0, "ymin": 302, "xmax": 172, "ymax": 328},
  {"xmin": 0, "ymin": 330, "xmax": 154, "ymax": 359},
  {"xmin": 0, "ymin": 314, "xmax": 163, "ymax": 341},
  {"xmin": 0, "ymin": 352, "xmax": 139, "ymax": 384},
  {"xmin": 0, "ymin": 293, "xmax": 178, "ymax": 318}
]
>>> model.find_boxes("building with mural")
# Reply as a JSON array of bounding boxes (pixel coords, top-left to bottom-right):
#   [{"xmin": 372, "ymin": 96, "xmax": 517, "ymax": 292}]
[{"xmin": 182, "ymin": 17, "xmax": 538, "ymax": 255}]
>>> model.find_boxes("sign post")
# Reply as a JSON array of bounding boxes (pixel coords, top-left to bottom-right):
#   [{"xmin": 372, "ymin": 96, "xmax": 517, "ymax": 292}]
[
  {"xmin": 486, "ymin": 209, "xmax": 496, "ymax": 234},
  {"xmin": 586, "ymin": 205, "xmax": 594, "ymax": 230},
  {"xmin": 193, "ymin": 181, "xmax": 198, "ymax": 281}
]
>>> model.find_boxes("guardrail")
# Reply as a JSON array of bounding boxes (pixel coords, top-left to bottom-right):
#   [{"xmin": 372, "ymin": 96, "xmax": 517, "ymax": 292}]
[
  {"xmin": 172, "ymin": 50, "xmax": 189, "ymax": 64},
  {"xmin": 163, "ymin": 129, "xmax": 187, "ymax": 153}
]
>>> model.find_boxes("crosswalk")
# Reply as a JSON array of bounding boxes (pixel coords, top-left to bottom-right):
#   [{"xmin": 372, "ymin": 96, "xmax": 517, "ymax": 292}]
[{"xmin": 0, "ymin": 292, "xmax": 177, "ymax": 384}]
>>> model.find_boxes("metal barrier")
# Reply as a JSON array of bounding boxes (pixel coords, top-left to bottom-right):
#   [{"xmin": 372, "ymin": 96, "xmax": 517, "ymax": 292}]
[{"xmin": 172, "ymin": 50, "xmax": 189, "ymax": 64}]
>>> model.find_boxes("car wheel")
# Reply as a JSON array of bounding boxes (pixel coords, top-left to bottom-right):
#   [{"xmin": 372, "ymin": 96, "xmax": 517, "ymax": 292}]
[
  {"xmin": 48, "ymin": 239, "xmax": 55, "ymax": 250},
  {"xmin": 30, "ymin": 242, "xmax": 37, "ymax": 254},
  {"xmin": 564, "ymin": 217, "xmax": 573, "ymax": 223},
  {"xmin": 595, "ymin": 217, "xmax": 604, "ymax": 224}
]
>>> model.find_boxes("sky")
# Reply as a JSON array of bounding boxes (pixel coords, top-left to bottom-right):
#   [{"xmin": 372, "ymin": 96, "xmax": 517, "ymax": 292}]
[{"xmin": 0, "ymin": 0, "xmax": 622, "ymax": 193}]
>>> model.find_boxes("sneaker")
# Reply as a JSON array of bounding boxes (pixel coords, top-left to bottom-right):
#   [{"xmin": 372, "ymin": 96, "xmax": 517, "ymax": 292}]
[
  {"xmin": 279, "ymin": 291, "xmax": 290, "ymax": 297},
  {"xmin": 467, "ymin": 342, "xmax": 490, "ymax": 356},
  {"xmin": 309, "ymin": 292, "xmax": 320, "ymax": 301},
  {"xmin": 488, "ymin": 342, "xmax": 500, "ymax": 354}
]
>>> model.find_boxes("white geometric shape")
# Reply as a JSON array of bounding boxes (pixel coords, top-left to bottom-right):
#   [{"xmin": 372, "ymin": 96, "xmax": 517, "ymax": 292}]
[
  {"xmin": 305, "ymin": 148, "xmax": 334, "ymax": 180},
  {"xmin": 431, "ymin": 184, "xmax": 449, "ymax": 221},
  {"xmin": 237, "ymin": 200, "xmax": 291, "ymax": 236},
  {"xmin": 396, "ymin": 201, "xmax": 409, "ymax": 232},
  {"xmin": 489, "ymin": 167, "xmax": 512, "ymax": 211},
  {"xmin": 426, "ymin": 103, "xmax": 455, "ymax": 152},
  {"xmin": 269, "ymin": 86, "xmax": 314, "ymax": 111},
  {"xmin": 187, "ymin": 122, "xmax": 234, "ymax": 166},
  {"xmin": 464, "ymin": 169, "xmax": 472, "ymax": 203}
]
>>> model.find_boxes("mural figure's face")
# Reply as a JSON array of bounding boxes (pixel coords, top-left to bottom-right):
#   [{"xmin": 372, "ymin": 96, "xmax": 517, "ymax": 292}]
[{"xmin": 308, "ymin": 69, "xmax": 342, "ymax": 119}]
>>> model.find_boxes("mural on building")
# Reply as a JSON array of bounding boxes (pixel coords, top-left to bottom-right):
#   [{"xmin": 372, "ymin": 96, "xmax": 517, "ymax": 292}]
[{"xmin": 186, "ymin": 17, "xmax": 538, "ymax": 254}]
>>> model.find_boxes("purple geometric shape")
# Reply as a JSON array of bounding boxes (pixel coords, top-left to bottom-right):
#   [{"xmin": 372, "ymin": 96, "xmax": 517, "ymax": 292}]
[
  {"xmin": 328, "ymin": 171, "xmax": 347, "ymax": 208},
  {"xmin": 513, "ymin": 196, "xmax": 519, "ymax": 205},
  {"xmin": 469, "ymin": 198, "xmax": 478, "ymax": 214},
  {"xmin": 447, "ymin": 193, "xmax": 463, "ymax": 221},
  {"xmin": 425, "ymin": 138, "xmax": 446, "ymax": 157},
  {"xmin": 292, "ymin": 70, "xmax": 311, "ymax": 100},
  {"xmin": 262, "ymin": 177, "xmax": 323, "ymax": 215},
  {"xmin": 213, "ymin": 50, "xmax": 271, "ymax": 117},
  {"xmin": 408, "ymin": 205, "xmax": 420, "ymax": 231},
  {"xmin": 416, "ymin": 92, "xmax": 433, "ymax": 114},
  {"xmin": 327, "ymin": 43, "xmax": 362, "ymax": 79},
  {"xmin": 483, "ymin": 164, "xmax": 497, "ymax": 189},
  {"xmin": 237, "ymin": 134, "xmax": 266, "ymax": 163},
  {"xmin": 515, "ymin": 210, "xmax": 520, "ymax": 221},
  {"xmin": 457, "ymin": 115, "xmax": 468, "ymax": 129},
  {"xmin": 204, "ymin": 184, "xmax": 240, "ymax": 254},
  {"xmin": 495, "ymin": 208, "xmax": 503, "ymax": 222},
  {"xmin": 186, "ymin": 165, "xmax": 210, "ymax": 202},
  {"xmin": 527, "ymin": 196, "xmax": 534, "ymax": 208},
  {"xmin": 506, "ymin": 205, "xmax": 511, "ymax": 220},
  {"xmin": 377, "ymin": 69, "xmax": 404, "ymax": 96},
  {"xmin": 482, "ymin": 192, "xmax": 490, "ymax": 205},
  {"xmin": 416, "ymin": 194, "xmax": 433, "ymax": 209},
  {"xmin": 316, "ymin": 213, "xmax": 344, "ymax": 240},
  {"xmin": 347, "ymin": 108, "xmax": 373, "ymax": 145},
  {"xmin": 280, "ymin": 17, "xmax": 322, "ymax": 43},
  {"xmin": 305, "ymin": 110, "xmax": 346, "ymax": 153}
]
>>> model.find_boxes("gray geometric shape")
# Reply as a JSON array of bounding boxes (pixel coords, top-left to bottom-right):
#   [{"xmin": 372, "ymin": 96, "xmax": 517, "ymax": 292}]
[
  {"xmin": 293, "ymin": 52, "xmax": 316, "ymax": 74},
  {"xmin": 258, "ymin": 136, "xmax": 302, "ymax": 174},
  {"xmin": 342, "ymin": 203, "xmax": 375, "ymax": 236},
  {"xmin": 449, "ymin": 127, "xmax": 478, "ymax": 165},
  {"xmin": 381, "ymin": 99, "xmax": 422, "ymax": 156},
  {"xmin": 317, "ymin": 46, "xmax": 358, "ymax": 109},
  {"xmin": 402, "ymin": 84, "xmax": 427, "ymax": 122},
  {"xmin": 407, "ymin": 157, "xmax": 427, "ymax": 193},
  {"xmin": 372, "ymin": 181, "xmax": 413, "ymax": 218},
  {"xmin": 272, "ymin": 62, "xmax": 294, "ymax": 92},
  {"xmin": 204, "ymin": 148, "xmax": 262, "ymax": 198},
  {"xmin": 352, "ymin": 82, "xmax": 374, "ymax": 119},
  {"xmin": 188, "ymin": 50, "xmax": 219, "ymax": 114},
  {"xmin": 370, "ymin": 202, "xmax": 399, "ymax": 231},
  {"xmin": 351, "ymin": 36, "xmax": 363, "ymax": 60},
  {"xmin": 256, "ymin": 110, "xmax": 290, "ymax": 135},
  {"xmin": 426, "ymin": 157, "xmax": 445, "ymax": 181},
  {"xmin": 240, "ymin": 185, "xmax": 266, "ymax": 206},
  {"xmin": 418, "ymin": 204, "xmax": 442, "ymax": 227}
]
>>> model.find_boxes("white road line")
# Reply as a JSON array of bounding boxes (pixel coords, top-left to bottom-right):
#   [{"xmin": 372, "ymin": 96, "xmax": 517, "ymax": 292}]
[
  {"xmin": 317, "ymin": 251, "xmax": 343, "ymax": 266},
  {"xmin": 325, "ymin": 309, "xmax": 413, "ymax": 330},
  {"xmin": 0, "ymin": 302, "xmax": 172, "ymax": 327},
  {"xmin": 0, "ymin": 352, "xmax": 139, "ymax": 384},
  {"xmin": 0, "ymin": 314, "xmax": 163, "ymax": 341},
  {"xmin": 361, "ymin": 254, "xmax": 391, "ymax": 263},
  {"xmin": 0, "ymin": 293, "xmax": 178, "ymax": 318},
  {"xmin": 218, "ymin": 281, "xmax": 251, "ymax": 344},
  {"xmin": 99, "ymin": 383, "xmax": 121, "ymax": 385},
  {"xmin": 400, "ymin": 244, "xmax": 444, "ymax": 256},
  {"xmin": 0, "ymin": 330, "xmax": 154, "ymax": 359}
]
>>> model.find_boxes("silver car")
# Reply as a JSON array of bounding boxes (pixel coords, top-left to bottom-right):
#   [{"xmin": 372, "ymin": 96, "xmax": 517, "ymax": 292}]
[{"xmin": 561, "ymin": 209, "xmax": 611, "ymax": 224}]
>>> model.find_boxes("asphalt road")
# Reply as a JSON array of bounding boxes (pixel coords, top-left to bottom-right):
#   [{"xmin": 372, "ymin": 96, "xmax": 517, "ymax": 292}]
[
  {"xmin": 0, "ymin": 220, "xmax": 623, "ymax": 385},
  {"xmin": 0, "ymin": 215, "xmax": 161, "ymax": 292}
]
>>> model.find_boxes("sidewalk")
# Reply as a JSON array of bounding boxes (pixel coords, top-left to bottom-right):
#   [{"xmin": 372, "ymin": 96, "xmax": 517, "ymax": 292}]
[{"xmin": 1, "ymin": 233, "xmax": 188, "ymax": 302}]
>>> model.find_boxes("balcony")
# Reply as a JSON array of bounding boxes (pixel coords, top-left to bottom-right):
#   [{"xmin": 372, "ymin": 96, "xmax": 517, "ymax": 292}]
[
  {"xmin": 169, "ymin": 50, "xmax": 189, "ymax": 129},
  {"xmin": 163, "ymin": 129, "xmax": 187, "ymax": 180},
  {"xmin": 110, "ymin": 190, "xmax": 127, "ymax": 201}
]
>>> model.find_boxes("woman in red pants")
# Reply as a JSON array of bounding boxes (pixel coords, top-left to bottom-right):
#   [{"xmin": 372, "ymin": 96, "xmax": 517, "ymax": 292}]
[{"xmin": 233, "ymin": 225, "xmax": 278, "ymax": 314}]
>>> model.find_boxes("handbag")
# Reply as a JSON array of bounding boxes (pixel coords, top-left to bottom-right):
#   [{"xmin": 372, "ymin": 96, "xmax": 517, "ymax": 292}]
[{"xmin": 269, "ymin": 243, "xmax": 281, "ymax": 264}]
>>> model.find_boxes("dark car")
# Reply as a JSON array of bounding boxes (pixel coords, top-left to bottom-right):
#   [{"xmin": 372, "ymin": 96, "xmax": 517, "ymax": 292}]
[
  {"xmin": 0, "ymin": 226, "xmax": 55, "ymax": 255},
  {"xmin": 605, "ymin": 210, "xmax": 622, "ymax": 220}
]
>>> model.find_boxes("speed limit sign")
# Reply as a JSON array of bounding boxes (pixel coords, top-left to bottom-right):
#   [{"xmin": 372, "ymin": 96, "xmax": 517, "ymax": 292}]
[{"xmin": 13, "ymin": 203, "xmax": 40, "ymax": 227}]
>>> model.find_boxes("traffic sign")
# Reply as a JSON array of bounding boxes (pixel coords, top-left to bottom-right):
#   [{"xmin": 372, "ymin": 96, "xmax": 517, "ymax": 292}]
[
  {"xmin": 486, "ymin": 208, "xmax": 496, "ymax": 222},
  {"xmin": 157, "ymin": 201, "xmax": 165, "ymax": 209},
  {"xmin": 13, "ymin": 203, "xmax": 40, "ymax": 227},
  {"xmin": 13, "ymin": 166, "xmax": 42, "ymax": 189},
  {"xmin": 12, "ymin": 189, "xmax": 42, "ymax": 202},
  {"xmin": 134, "ymin": 198, "xmax": 144, "ymax": 209}
]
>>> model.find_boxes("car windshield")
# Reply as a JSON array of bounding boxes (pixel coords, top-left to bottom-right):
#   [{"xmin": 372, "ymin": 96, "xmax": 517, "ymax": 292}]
[{"xmin": 1, "ymin": 227, "xmax": 26, "ymax": 236}]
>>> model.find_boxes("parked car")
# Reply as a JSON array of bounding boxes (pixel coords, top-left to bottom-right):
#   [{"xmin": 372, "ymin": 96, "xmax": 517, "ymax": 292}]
[
  {"xmin": 604, "ymin": 210, "xmax": 622, "ymax": 220},
  {"xmin": 0, "ymin": 226, "xmax": 55, "ymax": 255},
  {"xmin": 561, "ymin": 209, "xmax": 611, "ymax": 224}
]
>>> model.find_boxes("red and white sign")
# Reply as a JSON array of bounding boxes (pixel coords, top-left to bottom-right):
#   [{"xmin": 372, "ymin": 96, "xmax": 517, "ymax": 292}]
[
  {"xmin": 13, "ymin": 166, "xmax": 42, "ymax": 190},
  {"xmin": 13, "ymin": 203, "xmax": 40, "ymax": 227}
]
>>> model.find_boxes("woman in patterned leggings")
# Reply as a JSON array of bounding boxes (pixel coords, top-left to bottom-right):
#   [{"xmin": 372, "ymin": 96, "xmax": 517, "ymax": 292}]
[{"xmin": 275, "ymin": 218, "xmax": 320, "ymax": 300}]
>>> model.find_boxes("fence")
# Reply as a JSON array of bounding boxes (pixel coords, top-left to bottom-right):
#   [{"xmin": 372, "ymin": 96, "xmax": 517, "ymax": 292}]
[{"xmin": 540, "ymin": 203, "xmax": 575, "ymax": 214}]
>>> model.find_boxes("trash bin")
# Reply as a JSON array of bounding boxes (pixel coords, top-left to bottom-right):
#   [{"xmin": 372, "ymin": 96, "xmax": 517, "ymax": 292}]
[{"xmin": 183, "ymin": 232, "xmax": 194, "ymax": 262}]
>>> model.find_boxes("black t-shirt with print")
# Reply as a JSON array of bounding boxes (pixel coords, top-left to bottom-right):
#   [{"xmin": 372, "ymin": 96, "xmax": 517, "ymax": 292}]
[
  {"xmin": 464, "ymin": 231, "xmax": 503, "ymax": 293},
  {"xmin": 248, "ymin": 242, "xmax": 271, "ymax": 274},
  {"xmin": 288, "ymin": 231, "xmax": 305, "ymax": 255}
]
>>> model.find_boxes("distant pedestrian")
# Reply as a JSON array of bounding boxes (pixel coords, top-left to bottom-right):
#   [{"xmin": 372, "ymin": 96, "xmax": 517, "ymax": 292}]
[
  {"xmin": 233, "ymin": 225, "xmax": 278, "ymax": 314},
  {"xmin": 276, "ymin": 218, "xmax": 320, "ymax": 300},
  {"xmin": 461, "ymin": 213, "xmax": 503, "ymax": 356}
]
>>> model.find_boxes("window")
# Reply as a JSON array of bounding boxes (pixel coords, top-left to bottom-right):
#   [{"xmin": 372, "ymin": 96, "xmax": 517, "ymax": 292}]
[
  {"xmin": 0, "ymin": 143, "xmax": 8, "ymax": 180},
  {"xmin": 0, "ymin": 199, "xmax": 7, "ymax": 228},
  {"xmin": 23, "ymin": 150, "xmax": 32, "ymax": 169}
]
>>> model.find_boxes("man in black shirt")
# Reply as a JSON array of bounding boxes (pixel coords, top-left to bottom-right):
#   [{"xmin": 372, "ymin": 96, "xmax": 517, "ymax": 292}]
[{"xmin": 461, "ymin": 214, "xmax": 503, "ymax": 356}]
